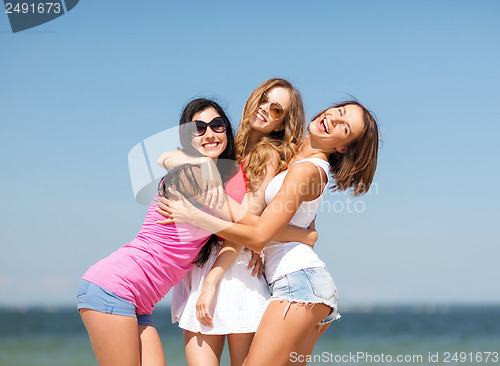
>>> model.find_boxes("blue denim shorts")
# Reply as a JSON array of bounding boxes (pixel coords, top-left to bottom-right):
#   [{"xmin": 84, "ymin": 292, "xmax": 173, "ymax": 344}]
[
  {"xmin": 77, "ymin": 280, "xmax": 154, "ymax": 326},
  {"xmin": 268, "ymin": 267, "xmax": 340, "ymax": 325}
]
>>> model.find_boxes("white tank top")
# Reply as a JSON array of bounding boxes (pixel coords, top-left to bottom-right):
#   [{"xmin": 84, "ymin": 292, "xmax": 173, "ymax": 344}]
[{"xmin": 263, "ymin": 158, "xmax": 330, "ymax": 283}]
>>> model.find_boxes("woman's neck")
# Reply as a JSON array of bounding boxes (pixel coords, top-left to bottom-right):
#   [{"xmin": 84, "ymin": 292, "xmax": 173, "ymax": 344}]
[
  {"xmin": 244, "ymin": 130, "xmax": 264, "ymax": 157},
  {"xmin": 292, "ymin": 135, "xmax": 328, "ymax": 162}
]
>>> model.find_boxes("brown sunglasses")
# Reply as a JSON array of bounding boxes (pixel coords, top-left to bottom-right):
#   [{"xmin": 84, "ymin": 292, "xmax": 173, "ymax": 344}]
[{"xmin": 259, "ymin": 92, "xmax": 284, "ymax": 120}]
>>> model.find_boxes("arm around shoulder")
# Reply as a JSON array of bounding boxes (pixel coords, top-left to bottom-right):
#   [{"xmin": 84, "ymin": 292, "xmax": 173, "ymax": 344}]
[{"xmin": 157, "ymin": 150, "xmax": 206, "ymax": 171}]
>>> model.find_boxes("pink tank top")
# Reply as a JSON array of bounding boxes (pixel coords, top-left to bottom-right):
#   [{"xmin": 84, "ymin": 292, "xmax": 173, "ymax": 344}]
[{"xmin": 83, "ymin": 165, "xmax": 246, "ymax": 314}]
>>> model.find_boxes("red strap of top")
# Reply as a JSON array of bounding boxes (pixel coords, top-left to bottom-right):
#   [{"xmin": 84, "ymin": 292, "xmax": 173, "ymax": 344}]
[{"xmin": 216, "ymin": 163, "xmax": 248, "ymax": 242}]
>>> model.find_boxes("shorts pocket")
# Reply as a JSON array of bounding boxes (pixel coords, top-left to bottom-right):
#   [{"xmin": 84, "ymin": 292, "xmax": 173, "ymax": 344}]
[
  {"xmin": 268, "ymin": 275, "xmax": 289, "ymax": 296},
  {"xmin": 76, "ymin": 280, "xmax": 91, "ymax": 297},
  {"xmin": 304, "ymin": 268, "xmax": 336, "ymax": 300}
]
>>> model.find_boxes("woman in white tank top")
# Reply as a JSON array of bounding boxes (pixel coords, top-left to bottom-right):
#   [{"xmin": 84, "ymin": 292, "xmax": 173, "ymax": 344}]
[{"xmin": 158, "ymin": 100, "xmax": 380, "ymax": 366}]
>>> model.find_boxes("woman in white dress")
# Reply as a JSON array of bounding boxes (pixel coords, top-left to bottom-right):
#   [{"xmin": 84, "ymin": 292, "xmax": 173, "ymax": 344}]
[{"xmin": 158, "ymin": 78, "xmax": 313, "ymax": 366}]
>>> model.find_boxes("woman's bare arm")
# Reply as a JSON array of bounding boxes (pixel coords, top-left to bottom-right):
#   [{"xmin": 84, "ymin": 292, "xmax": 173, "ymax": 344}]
[
  {"xmin": 157, "ymin": 150, "xmax": 206, "ymax": 171},
  {"xmin": 157, "ymin": 159, "xmax": 318, "ymax": 246},
  {"xmin": 158, "ymin": 150, "xmax": 225, "ymax": 208},
  {"xmin": 160, "ymin": 161, "xmax": 325, "ymax": 252}
]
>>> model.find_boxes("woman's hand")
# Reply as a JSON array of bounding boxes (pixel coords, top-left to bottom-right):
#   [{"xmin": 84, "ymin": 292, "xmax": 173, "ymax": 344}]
[
  {"xmin": 200, "ymin": 158, "xmax": 225, "ymax": 209},
  {"xmin": 245, "ymin": 249, "xmax": 264, "ymax": 278},
  {"xmin": 196, "ymin": 283, "xmax": 216, "ymax": 327},
  {"xmin": 306, "ymin": 217, "xmax": 318, "ymax": 248},
  {"xmin": 305, "ymin": 228, "xmax": 318, "ymax": 248},
  {"xmin": 158, "ymin": 151, "xmax": 225, "ymax": 209},
  {"xmin": 155, "ymin": 189, "xmax": 200, "ymax": 225}
]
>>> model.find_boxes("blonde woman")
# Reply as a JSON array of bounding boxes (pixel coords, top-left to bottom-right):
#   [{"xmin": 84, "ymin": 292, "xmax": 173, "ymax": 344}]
[{"xmin": 158, "ymin": 78, "xmax": 307, "ymax": 366}]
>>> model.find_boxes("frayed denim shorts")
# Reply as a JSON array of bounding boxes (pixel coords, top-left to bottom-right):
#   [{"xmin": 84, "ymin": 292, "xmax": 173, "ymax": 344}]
[
  {"xmin": 77, "ymin": 280, "xmax": 154, "ymax": 327},
  {"xmin": 268, "ymin": 267, "xmax": 340, "ymax": 325}
]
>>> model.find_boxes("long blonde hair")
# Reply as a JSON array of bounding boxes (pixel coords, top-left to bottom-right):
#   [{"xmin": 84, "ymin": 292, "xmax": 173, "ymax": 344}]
[{"xmin": 234, "ymin": 78, "xmax": 305, "ymax": 189}]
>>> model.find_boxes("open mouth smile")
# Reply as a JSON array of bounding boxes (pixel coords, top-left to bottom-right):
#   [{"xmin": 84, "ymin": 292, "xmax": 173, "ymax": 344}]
[
  {"xmin": 318, "ymin": 117, "xmax": 330, "ymax": 134},
  {"xmin": 255, "ymin": 111, "xmax": 267, "ymax": 122},
  {"xmin": 202, "ymin": 142, "xmax": 221, "ymax": 149}
]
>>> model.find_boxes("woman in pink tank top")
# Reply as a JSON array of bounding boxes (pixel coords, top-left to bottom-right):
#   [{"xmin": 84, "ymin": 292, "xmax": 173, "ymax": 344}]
[
  {"xmin": 77, "ymin": 98, "xmax": 241, "ymax": 366},
  {"xmin": 77, "ymin": 97, "xmax": 316, "ymax": 366}
]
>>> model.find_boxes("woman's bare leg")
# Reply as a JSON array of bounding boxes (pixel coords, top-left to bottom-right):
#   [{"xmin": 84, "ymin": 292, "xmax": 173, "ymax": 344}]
[
  {"xmin": 243, "ymin": 301, "xmax": 331, "ymax": 366},
  {"xmin": 139, "ymin": 324, "xmax": 167, "ymax": 366},
  {"xmin": 183, "ymin": 330, "xmax": 225, "ymax": 366},
  {"xmin": 290, "ymin": 322, "xmax": 331, "ymax": 366},
  {"xmin": 80, "ymin": 308, "xmax": 141, "ymax": 366},
  {"xmin": 227, "ymin": 333, "xmax": 254, "ymax": 366}
]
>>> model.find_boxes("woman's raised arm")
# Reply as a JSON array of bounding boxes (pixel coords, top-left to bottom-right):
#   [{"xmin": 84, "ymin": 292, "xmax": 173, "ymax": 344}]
[{"xmin": 158, "ymin": 150, "xmax": 225, "ymax": 208}]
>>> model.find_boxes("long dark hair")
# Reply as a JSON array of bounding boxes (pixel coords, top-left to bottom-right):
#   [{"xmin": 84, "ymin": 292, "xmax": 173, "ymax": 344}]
[
  {"xmin": 178, "ymin": 98, "xmax": 236, "ymax": 176},
  {"xmin": 159, "ymin": 98, "xmax": 238, "ymax": 266}
]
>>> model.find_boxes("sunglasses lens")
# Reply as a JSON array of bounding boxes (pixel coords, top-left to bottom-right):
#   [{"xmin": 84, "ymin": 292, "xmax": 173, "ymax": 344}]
[
  {"xmin": 270, "ymin": 104, "xmax": 283, "ymax": 120},
  {"xmin": 210, "ymin": 118, "xmax": 226, "ymax": 133},
  {"xmin": 194, "ymin": 121, "xmax": 207, "ymax": 136},
  {"xmin": 260, "ymin": 93, "xmax": 283, "ymax": 120},
  {"xmin": 193, "ymin": 118, "xmax": 227, "ymax": 136},
  {"xmin": 260, "ymin": 93, "xmax": 269, "ymax": 105}
]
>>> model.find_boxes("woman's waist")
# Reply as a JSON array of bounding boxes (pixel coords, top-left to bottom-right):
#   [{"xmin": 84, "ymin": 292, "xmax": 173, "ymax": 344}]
[
  {"xmin": 263, "ymin": 242, "xmax": 325, "ymax": 282},
  {"xmin": 264, "ymin": 241, "xmax": 317, "ymax": 254},
  {"xmin": 84, "ymin": 239, "xmax": 202, "ymax": 284}
]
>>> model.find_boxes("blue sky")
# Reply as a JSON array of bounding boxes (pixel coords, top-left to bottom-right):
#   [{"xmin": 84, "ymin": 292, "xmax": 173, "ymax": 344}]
[{"xmin": 1, "ymin": 1, "xmax": 499, "ymax": 307}]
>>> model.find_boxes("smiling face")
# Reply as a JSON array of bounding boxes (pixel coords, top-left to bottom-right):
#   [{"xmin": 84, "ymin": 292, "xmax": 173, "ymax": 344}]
[
  {"xmin": 190, "ymin": 107, "xmax": 228, "ymax": 160},
  {"xmin": 249, "ymin": 86, "xmax": 291, "ymax": 135},
  {"xmin": 309, "ymin": 103, "xmax": 365, "ymax": 153}
]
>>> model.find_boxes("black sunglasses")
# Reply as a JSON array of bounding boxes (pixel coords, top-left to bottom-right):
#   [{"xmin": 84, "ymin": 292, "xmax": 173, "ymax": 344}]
[{"xmin": 192, "ymin": 117, "xmax": 228, "ymax": 136}]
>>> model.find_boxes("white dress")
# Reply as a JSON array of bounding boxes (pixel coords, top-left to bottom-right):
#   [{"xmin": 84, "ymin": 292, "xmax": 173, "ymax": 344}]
[{"xmin": 171, "ymin": 245, "xmax": 271, "ymax": 335}]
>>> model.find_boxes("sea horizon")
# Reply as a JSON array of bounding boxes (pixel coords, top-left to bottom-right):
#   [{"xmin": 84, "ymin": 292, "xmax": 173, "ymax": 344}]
[
  {"xmin": 1, "ymin": 302, "xmax": 499, "ymax": 312},
  {"xmin": 1, "ymin": 304, "xmax": 499, "ymax": 365}
]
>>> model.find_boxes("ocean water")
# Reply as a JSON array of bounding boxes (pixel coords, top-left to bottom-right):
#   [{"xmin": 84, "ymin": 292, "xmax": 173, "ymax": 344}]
[{"xmin": 0, "ymin": 305, "xmax": 499, "ymax": 366}]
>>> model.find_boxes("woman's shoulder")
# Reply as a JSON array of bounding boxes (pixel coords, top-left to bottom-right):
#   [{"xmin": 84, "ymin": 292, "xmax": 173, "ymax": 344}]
[
  {"xmin": 286, "ymin": 160, "xmax": 322, "ymax": 180},
  {"xmin": 292, "ymin": 158, "xmax": 329, "ymax": 175},
  {"xmin": 286, "ymin": 158, "xmax": 329, "ymax": 189}
]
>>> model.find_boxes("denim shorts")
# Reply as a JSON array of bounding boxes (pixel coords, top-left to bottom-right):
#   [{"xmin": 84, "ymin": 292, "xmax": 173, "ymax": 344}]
[
  {"xmin": 77, "ymin": 280, "xmax": 154, "ymax": 327},
  {"xmin": 268, "ymin": 267, "xmax": 340, "ymax": 325}
]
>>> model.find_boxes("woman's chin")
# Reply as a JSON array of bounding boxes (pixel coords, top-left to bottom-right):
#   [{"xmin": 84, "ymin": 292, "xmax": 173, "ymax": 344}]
[
  {"xmin": 250, "ymin": 120, "xmax": 272, "ymax": 134},
  {"xmin": 202, "ymin": 149, "xmax": 223, "ymax": 160}
]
